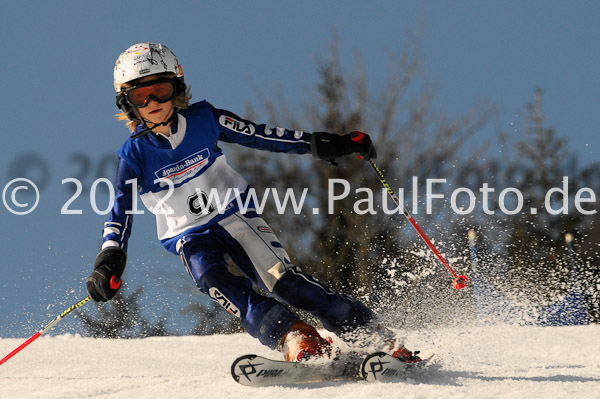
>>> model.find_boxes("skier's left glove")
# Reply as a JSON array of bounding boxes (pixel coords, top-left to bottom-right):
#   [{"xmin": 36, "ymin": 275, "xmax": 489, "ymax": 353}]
[
  {"xmin": 86, "ymin": 247, "xmax": 127, "ymax": 302},
  {"xmin": 311, "ymin": 131, "xmax": 377, "ymax": 161}
]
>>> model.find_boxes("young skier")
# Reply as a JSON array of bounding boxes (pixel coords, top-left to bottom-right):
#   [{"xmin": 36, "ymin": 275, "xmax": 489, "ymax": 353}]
[{"xmin": 86, "ymin": 42, "xmax": 420, "ymax": 363}]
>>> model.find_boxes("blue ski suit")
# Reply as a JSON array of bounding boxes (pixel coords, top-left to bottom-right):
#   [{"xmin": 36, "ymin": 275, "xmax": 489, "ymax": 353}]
[{"xmin": 102, "ymin": 101, "xmax": 373, "ymax": 349}]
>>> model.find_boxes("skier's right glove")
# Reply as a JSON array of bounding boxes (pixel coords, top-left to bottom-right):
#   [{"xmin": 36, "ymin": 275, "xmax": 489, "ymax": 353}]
[
  {"xmin": 86, "ymin": 247, "xmax": 127, "ymax": 302},
  {"xmin": 311, "ymin": 131, "xmax": 377, "ymax": 162}
]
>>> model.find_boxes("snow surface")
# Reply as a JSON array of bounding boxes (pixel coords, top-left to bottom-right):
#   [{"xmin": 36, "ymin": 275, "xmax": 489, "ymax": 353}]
[{"xmin": 1, "ymin": 325, "xmax": 599, "ymax": 399}]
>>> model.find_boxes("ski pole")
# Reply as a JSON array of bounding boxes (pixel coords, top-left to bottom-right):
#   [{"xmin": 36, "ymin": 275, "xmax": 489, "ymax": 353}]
[
  {"xmin": 368, "ymin": 159, "xmax": 468, "ymax": 290},
  {"xmin": 0, "ymin": 295, "xmax": 92, "ymax": 366}
]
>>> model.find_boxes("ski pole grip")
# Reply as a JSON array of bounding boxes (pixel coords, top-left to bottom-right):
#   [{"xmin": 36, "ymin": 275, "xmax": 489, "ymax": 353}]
[{"xmin": 110, "ymin": 275, "xmax": 122, "ymax": 290}]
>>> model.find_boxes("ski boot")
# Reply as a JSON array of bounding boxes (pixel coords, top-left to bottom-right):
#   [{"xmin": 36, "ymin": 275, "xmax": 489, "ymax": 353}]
[{"xmin": 281, "ymin": 320, "xmax": 332, "ymax": 362}]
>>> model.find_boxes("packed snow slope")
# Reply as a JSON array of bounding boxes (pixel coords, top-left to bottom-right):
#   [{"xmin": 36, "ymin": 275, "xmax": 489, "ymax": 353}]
[{"xmin": 1, "ymin": 325, "xmax": 599, "ymax": 399}]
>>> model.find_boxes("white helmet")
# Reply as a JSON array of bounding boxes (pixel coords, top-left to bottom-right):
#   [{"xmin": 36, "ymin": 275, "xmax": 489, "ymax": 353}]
[{"xmin": 113, "ymin": 42, "xmax": 184, "ymax": 92}]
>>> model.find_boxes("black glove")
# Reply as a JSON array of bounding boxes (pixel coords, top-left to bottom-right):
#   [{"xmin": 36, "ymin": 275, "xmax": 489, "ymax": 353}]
[
  {"xmin": 86, "ymin": 247, "xmax": 127, "ymax": 302},
  {"xmin": 311, "ymin": 131, "xmax": 377, "ymax": 161}
]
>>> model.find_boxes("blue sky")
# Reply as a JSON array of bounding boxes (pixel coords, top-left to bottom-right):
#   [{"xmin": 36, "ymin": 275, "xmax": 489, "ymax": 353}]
[{"xmin": 1, "ymin": 1, "xmax": 598, "ymax": 337}]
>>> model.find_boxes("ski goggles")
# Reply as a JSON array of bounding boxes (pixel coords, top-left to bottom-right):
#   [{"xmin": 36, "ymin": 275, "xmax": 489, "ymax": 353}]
[{"xmin": 124, "ymin": 78, "xmax": 176, "ymax": 108}]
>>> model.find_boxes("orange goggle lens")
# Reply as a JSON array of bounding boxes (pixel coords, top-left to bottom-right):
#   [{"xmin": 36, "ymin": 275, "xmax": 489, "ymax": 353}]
[{"xmin": 126, "ymin": 80, "xmax": 175, "ymax": 107}]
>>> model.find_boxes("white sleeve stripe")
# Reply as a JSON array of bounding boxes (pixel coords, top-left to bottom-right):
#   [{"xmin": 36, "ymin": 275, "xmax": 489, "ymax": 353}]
[
  {"xmin": 253, "ymin": 134, "xmax": 310, "ymax": 145},
  {"xmin": 120, "ymin": 214, "xmax": 130, "ymax": 242},
  {"xmin": 104, "ymin": 222, "xmax": 122, "ymax": 227}
]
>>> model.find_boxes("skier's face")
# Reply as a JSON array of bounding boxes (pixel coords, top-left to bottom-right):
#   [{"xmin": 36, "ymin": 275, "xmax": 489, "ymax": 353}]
[{"xmin": 134, "ymin": 75, "xmax": 174, "ymax": 125}]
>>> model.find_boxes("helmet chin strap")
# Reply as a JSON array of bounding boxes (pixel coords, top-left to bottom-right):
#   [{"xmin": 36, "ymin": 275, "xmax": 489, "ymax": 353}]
[{"xmin": 131, "ymin": 109, "xmax": 178, "ymax": 140}]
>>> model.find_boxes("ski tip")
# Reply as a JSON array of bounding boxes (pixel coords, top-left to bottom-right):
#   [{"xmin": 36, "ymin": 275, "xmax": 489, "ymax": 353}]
[{"xmin": 231, "ymin": 354, "xmax": 258, "ymax": 384}]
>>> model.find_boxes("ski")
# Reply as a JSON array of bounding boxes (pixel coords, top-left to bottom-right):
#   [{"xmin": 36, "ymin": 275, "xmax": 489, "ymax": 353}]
[
  {"xmin": 231, "ymin": 351, "xmax": 433, "ymax": 386},
  {"xmin": 360, "ymin": 351, "xmax": 434, "ymax": 383},
  {"xmin": 231, "ymin": 352, "xmax": 363, "ymax": 386}
]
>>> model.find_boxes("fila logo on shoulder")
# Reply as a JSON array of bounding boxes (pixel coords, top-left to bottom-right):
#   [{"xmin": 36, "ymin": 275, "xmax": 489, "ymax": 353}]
[{"xmin": 219, "ymin": 115, "xmax": 255, "ymax": 136}]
